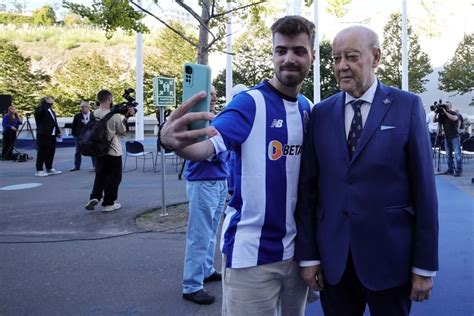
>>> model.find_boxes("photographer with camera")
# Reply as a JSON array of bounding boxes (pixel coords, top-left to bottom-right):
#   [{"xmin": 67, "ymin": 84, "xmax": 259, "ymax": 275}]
[
  {"xmin": 434, "ymin": 100, "xmax": 463, "ymax": 177},
  {"xmin": 1, "ymin": 105, "xmax": 22, "ymax": 160},
  {"xmin": 34, "ymin": 96, "xmax": 62, "ymax": 177},
  {"xmin": 84, "ymin": 89, "xmax": 135, "ymax": 212}
]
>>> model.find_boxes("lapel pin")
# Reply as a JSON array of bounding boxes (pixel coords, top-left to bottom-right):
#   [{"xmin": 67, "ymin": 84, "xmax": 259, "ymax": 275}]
[{"xmin": 383, "ymin": 98, "xmax": 391, "ymax": 105}]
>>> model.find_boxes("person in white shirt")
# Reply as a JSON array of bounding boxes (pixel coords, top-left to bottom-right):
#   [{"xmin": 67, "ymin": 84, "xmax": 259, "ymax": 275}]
[{"xmin": 426, "ymin": 105, "xmax": 439, "ymax": 135}]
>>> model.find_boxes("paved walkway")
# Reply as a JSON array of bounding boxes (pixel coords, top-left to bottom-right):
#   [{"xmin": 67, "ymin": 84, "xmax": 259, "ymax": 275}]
[{"xmin": 0, "ymin": 138, "xmax": 473, "ymax": 315}]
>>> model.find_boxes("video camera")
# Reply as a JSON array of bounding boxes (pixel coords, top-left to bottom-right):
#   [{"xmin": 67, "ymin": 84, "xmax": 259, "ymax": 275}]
[
  {"xmin": 434, "ymin": 99, "xmax": 448, "ymax": 115},
  {"xmin": 112, "ymin": 88, "xmax": 138, "ymax": 115}
]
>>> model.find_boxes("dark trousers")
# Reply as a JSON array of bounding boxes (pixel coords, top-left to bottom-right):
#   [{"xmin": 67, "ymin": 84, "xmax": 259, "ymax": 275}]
[
  {"xmin": 320, "ymin": 253, "xmax": 412, "ymax": 316},
  {"xmin": 2, "ymin": 130, "xmax": 16, "ymax": 160},
  {"xmin": 74, "ymin": 137, "xmax": 96, "ymax": 169},
  {"xmin": 36, "ymin": 134, "xmax": 57, "ymax": 171},
  {"xmin": 90, "ymin": 155, "xmax": 122, "ymax": 206}
]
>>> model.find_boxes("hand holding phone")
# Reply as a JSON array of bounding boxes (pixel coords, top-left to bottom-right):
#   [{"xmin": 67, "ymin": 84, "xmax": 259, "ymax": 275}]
[{"xmin": 182, "ymin": 63, "xmax": 211, "ymax": 131}]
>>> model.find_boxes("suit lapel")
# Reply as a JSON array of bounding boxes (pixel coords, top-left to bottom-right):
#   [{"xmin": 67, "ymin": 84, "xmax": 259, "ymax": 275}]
[
  {"xmin": 332, "ymin": 92, "xmax": 350, "ymax": 164},
  {"xmin": 350, "ymin": 82, "xmax": 392, "ymax": 164}
]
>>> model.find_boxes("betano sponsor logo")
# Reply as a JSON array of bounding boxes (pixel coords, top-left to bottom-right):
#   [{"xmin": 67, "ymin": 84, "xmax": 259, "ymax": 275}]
[{"xmin": 268, "ymin": 140, "xmax": 302, "ymax": 161}]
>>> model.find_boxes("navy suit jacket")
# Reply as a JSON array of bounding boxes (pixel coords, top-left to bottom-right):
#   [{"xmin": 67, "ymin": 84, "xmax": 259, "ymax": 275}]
[{"xmin": 295, "ymin": 81, "xmax": 439, "ymax": 291}]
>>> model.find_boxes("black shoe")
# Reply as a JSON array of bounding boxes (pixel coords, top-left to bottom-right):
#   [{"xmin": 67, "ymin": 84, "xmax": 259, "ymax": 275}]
[
  {"xmin": 454, "ymin": 171, "xmax": 462, "ymax": 177},
  {"xmin": 182, "ymin": 289, "xmax": 215, "ymax": 305},
  {"xmin": 204, "ymin": 271, "xmax": 222, "ymax": 283},
  {"xmin": 441, "ymin": 170, "xmax": 454, "ymax": 175},
  {"xmin": 70, "ymin": 167, "xmax": 80, "ymax": 172}
]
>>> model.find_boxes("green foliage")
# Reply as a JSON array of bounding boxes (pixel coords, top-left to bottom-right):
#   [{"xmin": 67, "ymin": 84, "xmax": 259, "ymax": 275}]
[
  {"xmin": 0, "ymin": 40, "xmax": 49, "ymax": 114},
  {"xmin": 33, "ymin": 5, "xmax": 56, "ymax": 26},
  {"xmin": 64, "ymin": 0, "xmax": 148, "ymax": 39},
  {"xmin": 213, "ymin": 18, "xmax": 272, "ymax": 100},
  {"xmin": 0, "ymin": 12, "xmax": 34, "ymax": 26},
  {"xmin": 300, "ymin": 40, "xmax": 339, "ymax": 101},
  {"xmin": 325, "ymin": 0, "xmax": 352, "ymax": 18},
  {"xmin": 65, "ymin": 0, "xmax": 266, "ymax": 64},
  {"xmin": 46, "ymin": 52, "xmax": 127, "ymax": 116},
  {"xmin": 438, "ymin": 33, "xmax": 474, "ymax": 97},
  {"xmin": 63, "ymin": 13, "xmax": 84, "ymax": 27},
  {"xmin": 376, "ymin": 12, "xmax": 432, "ymax": 93},
  {"xmin": 141, "ymin": 22, "xmax": 197, "ymax": 115},
  {"xmin": 0, "ymin": 25, "xmax": 135, "ymax": 47}
]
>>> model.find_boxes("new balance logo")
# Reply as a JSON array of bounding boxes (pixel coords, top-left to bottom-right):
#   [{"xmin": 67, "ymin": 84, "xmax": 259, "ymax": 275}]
[{"xmin": 270, "ymin": 119, "xmax": 283, "ymax": 128}]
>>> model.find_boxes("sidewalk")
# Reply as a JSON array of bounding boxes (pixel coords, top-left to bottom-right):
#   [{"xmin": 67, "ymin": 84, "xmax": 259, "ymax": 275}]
[{"xmin": 0, "ymin": 137, "xmax": 187, "ymax": 241}]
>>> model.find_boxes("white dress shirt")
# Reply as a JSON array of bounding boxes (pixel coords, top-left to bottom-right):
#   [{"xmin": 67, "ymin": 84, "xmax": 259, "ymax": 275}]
[{"xmin": 48, "ymin": 108, "xmax": 56, "ymax": 136}]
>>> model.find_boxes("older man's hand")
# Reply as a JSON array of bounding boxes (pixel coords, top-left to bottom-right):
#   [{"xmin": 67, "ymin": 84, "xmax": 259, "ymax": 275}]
[
  {"xmin": 410, "ymin": 273, "xmax": 433, "ymax": 302},
  {"xmin": 160, "ymin": 91, "xmax": 217, "ymax": 151},
  {"xmin": 301, "ymin": 265, "xmax": 325, "ymax": 291}
]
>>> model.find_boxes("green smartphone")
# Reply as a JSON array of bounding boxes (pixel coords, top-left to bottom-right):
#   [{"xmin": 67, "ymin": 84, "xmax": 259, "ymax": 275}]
[{"xmin": 183, "ymin": 63, "xmax": 211, "ymax": 131}]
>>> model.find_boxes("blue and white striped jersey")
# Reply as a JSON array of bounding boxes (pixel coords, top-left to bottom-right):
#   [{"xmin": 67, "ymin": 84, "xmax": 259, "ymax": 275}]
[{"xmin": 210, "ymin": 81, "xmax": 312, "ymax": 268}]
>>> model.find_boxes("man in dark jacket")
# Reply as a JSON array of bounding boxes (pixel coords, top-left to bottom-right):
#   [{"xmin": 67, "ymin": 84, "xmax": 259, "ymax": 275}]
[
  {"xmin": 34, "ymin": 96, "xmax": 62, "ymax": 177},
  {"xmin": 70, "ymin": 101, "xmax": 96, "ymax": 171}
]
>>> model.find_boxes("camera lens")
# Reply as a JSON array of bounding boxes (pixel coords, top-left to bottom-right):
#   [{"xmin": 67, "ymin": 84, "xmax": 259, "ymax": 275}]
[{"xmin": 185, "ymin": 65, "xmax": 192, "ymax": 74}]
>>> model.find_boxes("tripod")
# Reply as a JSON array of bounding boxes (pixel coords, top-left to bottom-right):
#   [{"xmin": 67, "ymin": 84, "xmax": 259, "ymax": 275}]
[
  {"xmin": 4, "ymin": 114, "xmax": 36, "ymax": 160},
  {"xmin": 432, "ymin": 119, "xmax": 445, "ymax": 173}
]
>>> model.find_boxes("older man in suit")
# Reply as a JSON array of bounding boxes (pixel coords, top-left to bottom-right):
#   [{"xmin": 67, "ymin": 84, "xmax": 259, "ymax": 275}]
[
  {"xmin": 295, "ymin": 26, "xmax": 438, "ymax": 315},
  {"xmin": 70, "ymin": 101, "xmax": 96, "ymax": 171}
]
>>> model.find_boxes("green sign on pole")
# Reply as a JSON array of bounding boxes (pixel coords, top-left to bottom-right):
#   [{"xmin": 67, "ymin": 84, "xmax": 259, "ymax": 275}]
[{"xmin": 153, "ymin": 76, "xmax": 176, "ymax": 107}]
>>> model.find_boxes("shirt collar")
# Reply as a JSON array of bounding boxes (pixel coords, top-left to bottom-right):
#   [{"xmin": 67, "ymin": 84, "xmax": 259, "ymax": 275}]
[{"xmin": 344, "ymin": 78, "xmax": 378, "ymax": 105}]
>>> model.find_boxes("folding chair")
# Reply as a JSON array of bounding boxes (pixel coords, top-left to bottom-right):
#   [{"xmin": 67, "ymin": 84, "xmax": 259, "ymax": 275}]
[
  {"xmin": 123, "ymin": 140, "xmax": 154, "ymax": 172},
  {"xmin": 462, "ymin": 137, "xmax": 474, "ymax": 163}
]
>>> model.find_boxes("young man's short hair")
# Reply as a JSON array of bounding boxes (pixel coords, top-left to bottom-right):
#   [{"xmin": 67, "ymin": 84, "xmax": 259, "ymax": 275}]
[
  {"xmin": 96, "ymin": 89, "xmax": 113, "ymax": 104},
  {"xmin": 271, "ymin": 15, "xmax": 316, "ymax": 49}
]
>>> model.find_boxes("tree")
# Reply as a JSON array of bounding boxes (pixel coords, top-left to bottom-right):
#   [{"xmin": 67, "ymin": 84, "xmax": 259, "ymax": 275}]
[
  {"xmin": 63, "ymin": 12, "xmax": 83, "ymax": 27},
  {"xmin": 301, "ymin": 40, "xmax": 339, "ymax": 101},
  {"xmin": 0, "ymin": 40, "xmax": 49, "ymax": 114},
  {"xmin": 377, "ymin": 12, "xmax": 432, "ymax": 93},
  {"xmin": 33, "ymin": 5, "xmax": 56, "ymax": 26},
  {"xmin": 141, "ymin": 22, "xmax": 197, "ymax": 114},
  {"xmin": 64, "ymin": 0, "xmax": 266, "ymax": 64},
  {"xmin": 47, "ymin": 52, "xmax": 126, "ymax": 116},
  {"xmin": 325, "ymin": 0, "xmax": 352, "ymax": 18},
  {"xmin": 303, "ymin": 0, "xmax": 352, "ymax": 18},
  {"xmin": 438, "ymin": 34, "xmax": 473, "ymax": 98},
  {"xmin": 63, "ymin": 0, "xmax": 146, "ymax": 38},
  {"xmin": 213, "ymin": 18, "xmax": 272, "ymax": 101}
]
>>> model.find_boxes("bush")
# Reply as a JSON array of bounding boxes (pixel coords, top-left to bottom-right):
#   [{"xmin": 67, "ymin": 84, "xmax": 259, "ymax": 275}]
[{"xmin": 0, "ymin": 13, "xmax": 34, "ymax": 26}]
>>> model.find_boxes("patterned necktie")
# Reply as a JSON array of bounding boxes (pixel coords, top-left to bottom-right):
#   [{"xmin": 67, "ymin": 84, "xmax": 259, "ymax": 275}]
[{"xmin": 347, "ymin": 100, "xmax": 364, "ymax": 159}]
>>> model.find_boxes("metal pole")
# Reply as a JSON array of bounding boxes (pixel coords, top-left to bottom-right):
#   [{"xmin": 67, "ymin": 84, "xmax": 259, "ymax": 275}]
[
  {"xmin": 135, "ymin": 0, "xmax": 145, "ymax": 140},
  {"xmin": 225, "ymin": 0, "xmax": 233, "ymax": 103},
  {"xmin": 401, "ymin": 0, "xmax": 409, "ymax": 91},
  {"xmin": 159, "ymin": 107, "xmax": 167, "ymax": 216},
  {"xmin": 313, "ymin": 0, "xmax": 321, "ymax": 103}
]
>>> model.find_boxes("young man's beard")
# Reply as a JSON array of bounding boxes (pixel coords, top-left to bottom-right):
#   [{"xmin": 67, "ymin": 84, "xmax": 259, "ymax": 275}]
[{"xmin": 276, "ymin": 65, "xmax": 307, "ymax": 88}]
